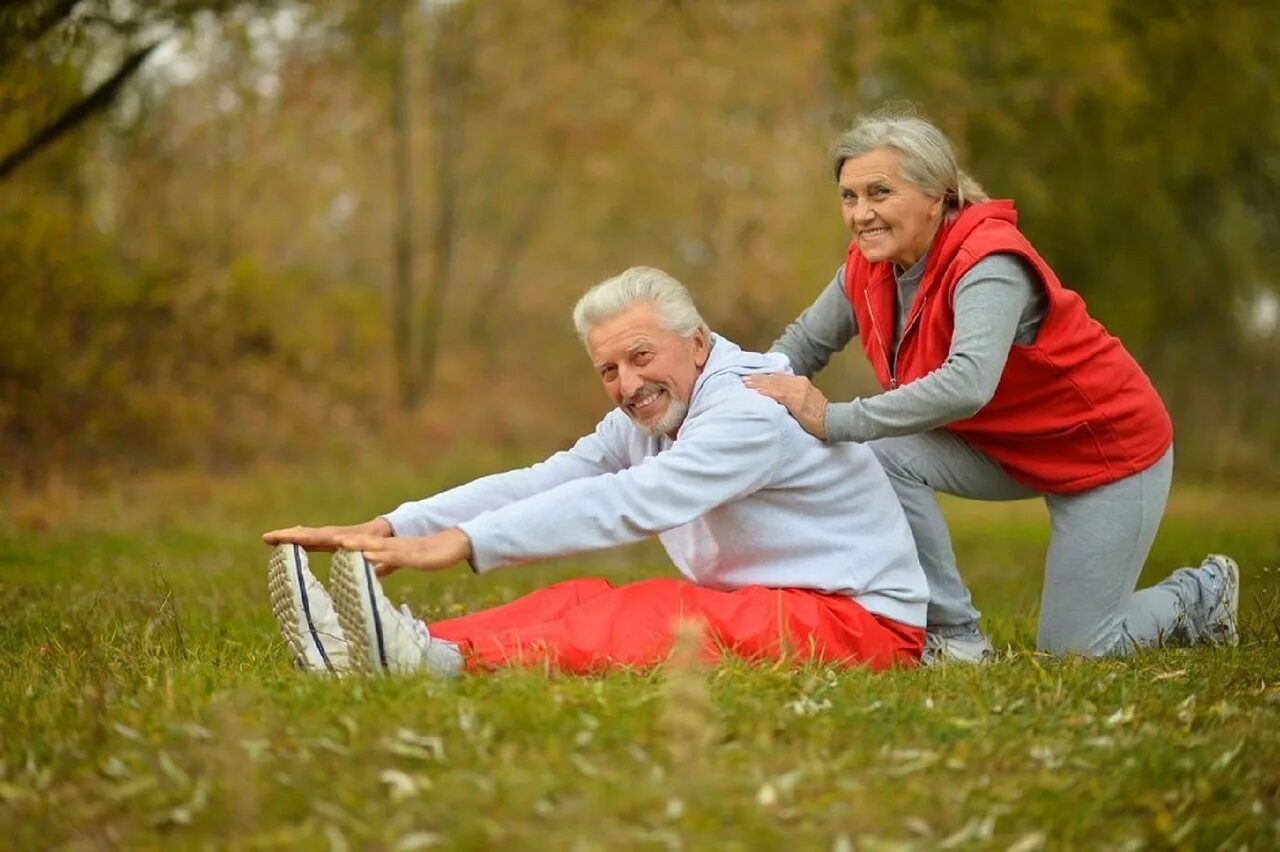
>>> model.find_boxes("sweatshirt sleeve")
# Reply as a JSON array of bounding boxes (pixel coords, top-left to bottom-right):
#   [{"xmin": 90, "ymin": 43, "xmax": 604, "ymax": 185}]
[
  {"xmin": 459, "ymin": 399, "xmax": 785, "ymax": 572},
  {"xmin": 381, "ymin": 414, "xmax": 630, "ymax": 537},
  {"xmin": 823, "ymin": 254, "xmax": 1037, "ymax": 442},
  {"xmin": 768, "ymin": 267, "xmax": 858, "ymax": 377}
]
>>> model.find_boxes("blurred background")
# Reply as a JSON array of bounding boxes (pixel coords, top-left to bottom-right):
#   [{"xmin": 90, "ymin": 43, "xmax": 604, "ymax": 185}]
[{"xmin": 3, "ymin": 0, "xmax": 1278, "ymax": 491}]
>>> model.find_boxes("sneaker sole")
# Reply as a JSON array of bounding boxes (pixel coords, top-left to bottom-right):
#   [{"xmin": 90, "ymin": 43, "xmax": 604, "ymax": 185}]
[
  {"xmin": 267, "ymin": 544, "xmax": 335, "ymax": 673},
  {"xmin": 330, "ymin": 549, "xmax": 388, "ymax": 674}
]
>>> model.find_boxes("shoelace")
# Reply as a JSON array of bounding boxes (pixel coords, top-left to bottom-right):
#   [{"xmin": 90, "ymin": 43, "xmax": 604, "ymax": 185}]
[{"xmin": 400, "ymin": 603, "xmax": 433, "ymax": 644}]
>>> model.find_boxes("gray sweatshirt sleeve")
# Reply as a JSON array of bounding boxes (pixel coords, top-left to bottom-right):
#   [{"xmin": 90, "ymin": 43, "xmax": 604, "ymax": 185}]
[
  {"xmin": 459, "ymin": 401, "xmax": 785, "ymax": 572},
  {"xmin": 380, "ymin": 417, "xmax": 628, "ymax": 537},
  {"xmin": 824, "ymin": 254, "xmax": 1041, "ymax": 442},
  {"xmin": 769, "ymin": 266, "xmax": 857, "ymax": 377}
]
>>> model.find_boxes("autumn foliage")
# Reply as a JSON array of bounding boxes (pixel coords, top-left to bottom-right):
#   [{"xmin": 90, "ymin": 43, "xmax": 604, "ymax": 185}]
[{"xmin": 2, "ymin": 0, "xmax": 1277, "ymax": 485}]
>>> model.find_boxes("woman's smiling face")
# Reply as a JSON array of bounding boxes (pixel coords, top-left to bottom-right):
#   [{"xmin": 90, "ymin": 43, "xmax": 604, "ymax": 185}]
[{"xmin": 838, "ymin": 147, "xmax": 945, "ymax": 269}]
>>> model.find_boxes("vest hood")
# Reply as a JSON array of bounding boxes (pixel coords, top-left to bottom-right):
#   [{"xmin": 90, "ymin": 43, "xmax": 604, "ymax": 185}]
[{"xmin": 923, "ymin": 200, "xmax": 1019, "ymax": 285}]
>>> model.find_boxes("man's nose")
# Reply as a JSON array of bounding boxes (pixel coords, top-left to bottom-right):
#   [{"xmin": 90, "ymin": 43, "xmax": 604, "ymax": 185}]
[{"xmin": 618, "ymin": 365, "xmax": 645, "ymax": 399}]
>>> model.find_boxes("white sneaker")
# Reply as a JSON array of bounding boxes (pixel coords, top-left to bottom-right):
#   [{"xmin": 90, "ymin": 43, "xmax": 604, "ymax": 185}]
[
  {"xmin": 1199, "ymin": 554, "xmax": 1240, "ymax": 646},
  {"xmin": 328, "ymin": 549, "xmax": 462, "ymax": 677},
  {"xmin": 921, "ymin": 631, "xmax": 994, "ymax": 666},
  {"xmin": 267, "ymin": 543, "xmax": 350, "ymax": 674}
]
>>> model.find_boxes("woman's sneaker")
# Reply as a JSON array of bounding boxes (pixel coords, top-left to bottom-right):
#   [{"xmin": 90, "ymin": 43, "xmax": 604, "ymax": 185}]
[
  {"xmin": 267, "ymin": 544, "xmax": 350, "ymax": 674},
  {"xmin": 921, "ymin": 631, "xmax": 994, "ymax": 666},
  {"xmin": 1199, "ymin": 554, "xmax": 1240, "ymax": 646},
  {"xmin": 328, "ymin": 549, "xmax": 462, "ymax": 677}
]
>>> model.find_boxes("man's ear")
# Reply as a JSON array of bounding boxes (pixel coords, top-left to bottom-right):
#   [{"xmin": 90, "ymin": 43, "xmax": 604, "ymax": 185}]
[{"xmin": 692, "ymin": 326, "xmax": 710, "ymax": 368}]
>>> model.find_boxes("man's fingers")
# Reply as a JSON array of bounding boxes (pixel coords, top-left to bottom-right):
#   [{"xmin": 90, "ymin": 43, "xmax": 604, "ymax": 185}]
[{"xmin": 263, "ymin": 526, "xmax": 314, "ymax": 545}]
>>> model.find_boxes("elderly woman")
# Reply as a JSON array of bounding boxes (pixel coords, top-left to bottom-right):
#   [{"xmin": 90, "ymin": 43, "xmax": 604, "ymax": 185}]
[{"xmin": 746, "ymin": 110, "xmax": 1239, "ymax": 662}]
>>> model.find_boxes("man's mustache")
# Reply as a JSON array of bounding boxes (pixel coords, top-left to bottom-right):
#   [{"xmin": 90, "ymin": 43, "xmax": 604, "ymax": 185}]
[{"xmin": 622, "ymin": 382, "xmax": 669, "ymax": 408}]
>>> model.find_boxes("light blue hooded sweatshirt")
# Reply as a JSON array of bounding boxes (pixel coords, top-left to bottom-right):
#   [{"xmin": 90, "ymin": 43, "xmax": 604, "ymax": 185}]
[{"xmin": 383, "ymin": 335, "xmax": 927, "ymax": 627}]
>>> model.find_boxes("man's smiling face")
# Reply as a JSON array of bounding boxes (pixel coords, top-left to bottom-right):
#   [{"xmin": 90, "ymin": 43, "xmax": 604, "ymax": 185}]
[{"xmin": 586, "ymin": 302, "xmax": 709, "ymax": 438}]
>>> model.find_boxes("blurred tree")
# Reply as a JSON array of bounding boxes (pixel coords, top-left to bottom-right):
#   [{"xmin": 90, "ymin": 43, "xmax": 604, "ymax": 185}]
[
  {"xmin": 0, "ymin": 0, "xmax": 284, "ymax": 179},
  {"xmin": 418, "ymin": 0, "xmax": 475, "ymax": 399},
  {"xmin": 1, "ymin": 0, "xmax": 1275, "ymax": 483},
  {"xmin": 389, "ymin": 0, "xmax": 417, "ymax": 407}
]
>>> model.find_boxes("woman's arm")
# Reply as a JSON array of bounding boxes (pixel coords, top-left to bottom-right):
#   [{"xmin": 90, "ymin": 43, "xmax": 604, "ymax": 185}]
[
  {"xmin": 824, "ymin": 254, "xmax": 1041, "ymax": 442},
  {"xmin": 768, "ymin": 266, "xmax": 858, "ymax": 377}
]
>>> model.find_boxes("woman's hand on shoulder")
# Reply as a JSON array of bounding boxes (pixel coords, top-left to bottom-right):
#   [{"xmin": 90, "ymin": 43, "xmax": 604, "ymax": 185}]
[{"xmin": 743, "ymin": 373, "xmax": 829, "ymax": 439}]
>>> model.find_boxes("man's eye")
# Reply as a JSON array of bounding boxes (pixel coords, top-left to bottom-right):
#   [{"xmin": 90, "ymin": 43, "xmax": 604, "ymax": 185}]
[
  {"xmin": 634, "ymin": 352, "xmax": 654, "ymax": 365},
  {"xmin": 601, "ymin": 367, "xmax": 617, "ymax": 380},
  {"xmin": 841, "ymin": 190, "xmax": 855, "ymax": 202},
  {"xmin": 872, "ymin": 186, "xmax": 890, "ymax": 197}
]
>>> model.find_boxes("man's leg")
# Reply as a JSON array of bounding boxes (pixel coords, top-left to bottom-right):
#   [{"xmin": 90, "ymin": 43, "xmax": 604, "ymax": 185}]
[
  {"xmin": 869, "ymin": 432, "xmax": 1037, "ymax": 640},
  {"xmin": 1039, "ymin": 448, "xmax": 1234, "ymax": 655},
  {"xmin": 431, "ymin": 578, "xmax": 924, "ymax": 673},
  {"xmin": 428, "ymin": 577, "xmax": 615, "ymax": 637}
]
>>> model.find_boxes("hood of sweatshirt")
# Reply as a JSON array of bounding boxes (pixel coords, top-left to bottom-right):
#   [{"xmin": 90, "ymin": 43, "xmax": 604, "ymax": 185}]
[{"xmin": 688, "ymin": 334, "xmax": 791, "ymax": 405}]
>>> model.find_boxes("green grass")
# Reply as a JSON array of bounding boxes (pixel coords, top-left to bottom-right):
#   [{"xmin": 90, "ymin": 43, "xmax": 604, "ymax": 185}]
[{"xmin": 2, "ymin": 456, "xmax": 1279, "ymax": 849}]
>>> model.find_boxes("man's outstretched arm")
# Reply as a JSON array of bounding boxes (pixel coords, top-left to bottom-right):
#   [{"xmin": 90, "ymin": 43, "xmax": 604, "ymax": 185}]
[
  {"xmin": 459, "ymin": 400, "xmax": 784, "ymax": 571},
  {"xmin": 262, "ymin": 416, "xmax": 628, "ymax": 548},
  {"xmin": 379, "ymin": 414, "xmax": 629, "ymax": 536},
  {"xmin": 330, "ymin": 401, "xmax": 783, "ymax": 576}
]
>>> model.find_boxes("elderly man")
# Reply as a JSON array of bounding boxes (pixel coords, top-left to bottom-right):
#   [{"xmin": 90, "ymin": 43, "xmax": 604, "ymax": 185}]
[{"xmin": 263, "ymin": 267, "xmax": 927, "ymax": 677}]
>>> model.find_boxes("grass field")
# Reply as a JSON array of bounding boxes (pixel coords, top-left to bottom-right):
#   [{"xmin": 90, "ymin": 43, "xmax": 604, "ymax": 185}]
[{"xmin": 2, "ymin": 455, "xmax": 1279, "ymax": 850}]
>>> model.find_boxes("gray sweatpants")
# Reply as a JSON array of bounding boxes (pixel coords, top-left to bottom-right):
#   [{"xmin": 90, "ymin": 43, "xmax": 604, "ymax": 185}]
[{"xmin": 870, "ymin": 433, "xmax": 1211, "ymax": 656}]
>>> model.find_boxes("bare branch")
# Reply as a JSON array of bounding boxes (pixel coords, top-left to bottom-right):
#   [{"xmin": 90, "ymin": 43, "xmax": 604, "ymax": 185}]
[{"xmin": 0, "ymin": 39, "xmax": 161, "ymax": 180}]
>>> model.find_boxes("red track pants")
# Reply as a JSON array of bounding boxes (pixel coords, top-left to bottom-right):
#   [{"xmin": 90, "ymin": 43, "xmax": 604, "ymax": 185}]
[{"xmin": 428, "ymin": 577, "xmax": 924, "ymax": 674}]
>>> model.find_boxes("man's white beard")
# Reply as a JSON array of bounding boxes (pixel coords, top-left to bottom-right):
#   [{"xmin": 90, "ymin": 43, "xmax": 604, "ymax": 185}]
[{"xmin": 629, "ymin": 394, "xmax": 689, "ymax": 437}]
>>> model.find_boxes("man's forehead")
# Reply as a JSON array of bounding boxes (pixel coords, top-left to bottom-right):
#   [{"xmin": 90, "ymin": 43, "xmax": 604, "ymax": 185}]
[
  {"xmin": 589, "ymin": 330, "xmax": 659, "ymax": 365},
  {"xmin": 587, "ymin": 306, "xmax": 667, "ymax": 356}
]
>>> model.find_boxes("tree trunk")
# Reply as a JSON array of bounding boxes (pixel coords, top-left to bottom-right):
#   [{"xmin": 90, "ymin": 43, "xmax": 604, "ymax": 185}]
[
  {"xmin": 418, "ymin": 5, "xmax": 472, "ymax": 398},
  {"xmin": 390, "ymin": 0, "xmax": 417, "ymax": 408}
]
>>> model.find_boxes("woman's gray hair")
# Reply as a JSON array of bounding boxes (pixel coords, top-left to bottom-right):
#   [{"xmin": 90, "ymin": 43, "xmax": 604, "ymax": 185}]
[
  {"xmin": 830, "ymin": 107, "xmax": 989, "ymax": 220},
  {"xmin": 573, "ymin": 266, "xmax": 707, "ymax": 342}
]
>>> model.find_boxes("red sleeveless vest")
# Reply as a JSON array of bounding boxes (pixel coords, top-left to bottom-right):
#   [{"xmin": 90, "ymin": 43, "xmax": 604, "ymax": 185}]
[{"xmin": 844, "ymin": 200, "xmax": 1173, "ymax": 493}]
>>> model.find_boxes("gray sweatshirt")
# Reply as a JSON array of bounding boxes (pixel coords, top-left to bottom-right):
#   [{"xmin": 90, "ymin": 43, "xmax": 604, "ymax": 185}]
[
  {"xmin": 771, "ymin": 253, "xmax": 1047, "ymax": 442},
  {"xmin": 383, "ymin": 335, "xmax": 928, "ymax": 627}
]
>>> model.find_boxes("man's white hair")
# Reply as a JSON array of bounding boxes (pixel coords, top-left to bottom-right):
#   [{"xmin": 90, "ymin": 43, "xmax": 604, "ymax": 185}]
[{"xmin": 572, "ymin": 266, "xmax": 708, "ymax": 342}]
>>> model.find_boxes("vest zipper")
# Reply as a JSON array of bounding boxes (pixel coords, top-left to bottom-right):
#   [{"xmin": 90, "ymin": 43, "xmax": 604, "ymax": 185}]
[
  {"xmin": 865, "ymin": 288, "xmax": 928, "ymax": 391},
  {"xmin": 863, "ymin": 290, "xmax": 897, "ymax": 389},
  {"xmin": 892, "ymin": 295, "xmax": 928, "ymax": 389}
]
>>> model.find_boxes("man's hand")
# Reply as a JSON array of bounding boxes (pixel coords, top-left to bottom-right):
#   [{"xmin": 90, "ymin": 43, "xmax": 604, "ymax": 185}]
[
  {"xmin": 262, "ymin": 518, "xmax": 393, "ymax": 551},
  {"xmin": 337, "ymin": 528, "xmax": 472, "ymax": 577},
  {"xmin": 743, "ymin": 373, "xmax": 830, "ymax": 439}
]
